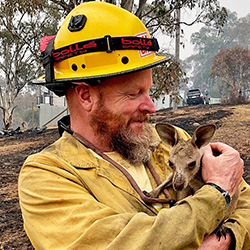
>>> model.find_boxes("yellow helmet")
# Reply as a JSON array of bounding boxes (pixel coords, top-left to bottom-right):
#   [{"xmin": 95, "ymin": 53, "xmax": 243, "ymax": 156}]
[{"xmin": 37, "ymin": 1, "xmax": 170, "ymax": 96}]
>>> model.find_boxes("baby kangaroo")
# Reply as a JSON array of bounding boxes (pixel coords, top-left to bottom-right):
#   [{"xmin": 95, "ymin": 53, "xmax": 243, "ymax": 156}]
[{"xmin": 149, "ymin": 123, "xmax": 239, "ymax": 238}]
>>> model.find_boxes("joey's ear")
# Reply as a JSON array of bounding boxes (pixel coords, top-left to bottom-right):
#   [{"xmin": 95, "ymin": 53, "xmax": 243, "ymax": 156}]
[
  {"xmin": 191, "ymin": 124, "xmax": 216, "ymax": 149},
  {"xmin": 156, "ymin": 123, "xmax": 180, "ymax": 147},
  {"xmin": 74, "ymin": 84, "xmax": 93, "ymax": 111}
]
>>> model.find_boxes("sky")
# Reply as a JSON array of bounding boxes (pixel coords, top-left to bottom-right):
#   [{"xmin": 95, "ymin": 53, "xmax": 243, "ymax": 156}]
[{"xmin": 157, "ymin": 0, "xmax": 250, "ymax": 59}]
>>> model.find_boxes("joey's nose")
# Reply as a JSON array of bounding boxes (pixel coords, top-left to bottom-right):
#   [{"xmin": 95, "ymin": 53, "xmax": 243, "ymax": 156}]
[{"xmin": 173, "ymin": 174, "xmax": 185, "ymax": 191}]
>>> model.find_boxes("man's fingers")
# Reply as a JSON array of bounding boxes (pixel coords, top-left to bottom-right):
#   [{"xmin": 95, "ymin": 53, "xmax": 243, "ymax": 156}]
[{"xmin": 209, "ymin": 142, "xmax": 237, "ymax": 155}]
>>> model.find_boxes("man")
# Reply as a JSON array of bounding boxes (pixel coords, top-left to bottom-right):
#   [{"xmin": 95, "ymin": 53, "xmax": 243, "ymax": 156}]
[{"xmin": 19, "ymin": 2, "xmax": 250, "ymax": 249}]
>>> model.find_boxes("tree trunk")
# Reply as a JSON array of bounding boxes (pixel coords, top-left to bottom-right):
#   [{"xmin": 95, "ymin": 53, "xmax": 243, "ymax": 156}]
[
  {"xmin": 121, "ymin": 0, "xmax": 134, "ymax": 12},
  {"xmin": 135, "ymin": 0, "xmax": 147, "ymax": 18},
  {"xmin": 0, "ymin": 105, "xmax": 16, "ymax": 130}
]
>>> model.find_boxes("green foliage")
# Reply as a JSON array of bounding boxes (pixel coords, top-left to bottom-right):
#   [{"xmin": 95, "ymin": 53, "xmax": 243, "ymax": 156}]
[{"xmin": 151, "ymin": 55, "xmax": 188, "ymax": 100}]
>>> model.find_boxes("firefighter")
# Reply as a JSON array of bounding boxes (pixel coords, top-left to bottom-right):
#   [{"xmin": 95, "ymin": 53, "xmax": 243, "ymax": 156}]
[{"xmin": 19, "ymin": 2, "xmax": 249, "ymax": 250}]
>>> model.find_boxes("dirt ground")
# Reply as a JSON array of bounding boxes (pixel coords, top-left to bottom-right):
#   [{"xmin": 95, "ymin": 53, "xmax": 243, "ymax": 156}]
[{"xmin": 0, "ymin": 103, "xmax": 250, "ymax": 249}]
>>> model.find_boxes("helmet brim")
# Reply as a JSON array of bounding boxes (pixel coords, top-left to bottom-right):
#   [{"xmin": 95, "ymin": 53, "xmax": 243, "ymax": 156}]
[{"xmin": 33, "ymin": 53, "xmax": 171, "ymax": 86}]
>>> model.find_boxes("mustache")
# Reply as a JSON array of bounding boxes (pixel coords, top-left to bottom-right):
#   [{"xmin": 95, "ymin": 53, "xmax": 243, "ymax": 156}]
[{"xmin": 129, "ymin": 114, "xmax": 149, "ymax": 124}]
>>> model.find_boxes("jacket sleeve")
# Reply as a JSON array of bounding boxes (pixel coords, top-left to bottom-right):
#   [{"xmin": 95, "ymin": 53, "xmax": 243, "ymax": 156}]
[
  {"xmin": 19, "ymin": 156, "xmax": 228, "ymax": 250},
  {"xmin": 224, "ymin": 179, "xmax": 250, "ymax": 250}
]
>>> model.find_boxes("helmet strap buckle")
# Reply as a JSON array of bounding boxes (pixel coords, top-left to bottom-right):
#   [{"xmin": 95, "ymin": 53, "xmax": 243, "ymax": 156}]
[{"xmin": 104, "ymin": 35, "xmax": 113, "ymax": 53}]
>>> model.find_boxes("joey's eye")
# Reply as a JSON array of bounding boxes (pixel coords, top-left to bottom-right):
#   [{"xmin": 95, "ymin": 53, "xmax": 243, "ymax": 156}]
[
  {"xmin": 188, "ymin": 161, "xmax": 196, "ymax": 169},
  {"xmin": 168, "ymin": 160, "xmax": 173, "ymax": 168}
]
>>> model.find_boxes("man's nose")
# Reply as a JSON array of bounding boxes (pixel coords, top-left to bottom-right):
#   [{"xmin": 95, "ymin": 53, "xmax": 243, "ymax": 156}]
[{"xmin": 139, "ymin": 94, "xmax": 156, "ymax": 114}]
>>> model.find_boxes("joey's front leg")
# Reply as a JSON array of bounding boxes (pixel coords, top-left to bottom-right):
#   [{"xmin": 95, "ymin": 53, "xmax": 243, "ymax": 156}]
[{"xmin": 144, "ymin": 173, "xmax": 173, "ymax": 198}]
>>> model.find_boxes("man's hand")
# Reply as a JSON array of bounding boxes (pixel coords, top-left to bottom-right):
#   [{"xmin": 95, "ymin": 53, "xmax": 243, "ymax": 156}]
[
  {"xmin": 198, "ymin": 233, "xmax": 233, "ymax": 250},
  {"xmin": 202, "ymin": 142, "xmax": 244, "ymax": 197}
]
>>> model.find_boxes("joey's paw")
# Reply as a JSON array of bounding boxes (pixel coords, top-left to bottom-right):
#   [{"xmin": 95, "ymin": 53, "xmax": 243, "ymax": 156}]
[
  {"xmin": 143, "ymin": 190, "xmax": 152, "ymax": 197},
  {"xmin": 143, "ymin": 190, "xmax": 158, "ymax": 198},
  {"xmin": 213, "ymin": 225, "xmax": 229, "ymax": 241}
]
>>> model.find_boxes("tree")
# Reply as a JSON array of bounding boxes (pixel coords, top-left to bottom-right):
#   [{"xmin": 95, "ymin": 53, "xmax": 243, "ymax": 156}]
[
  {"xmin": 0, "ymin": 0, "xmax": 61, "ymax": 129},
  {"xmin": 228, "ymin": 13, "xmax": 250, "ymax": 51},
  {"xmin": 185, "ymin": 11, "xmax": 250, "ymax": 96},
  {"xmin": 151, "ymin": 56, "xmax": 187, "ymax": 99},
  {"xmin": 210, "ymin": 45, "xmax": 250, "ymax": 103},
  {"xmin": 185, "ymin": 11, "xmax": 237, "ymax": 90}
]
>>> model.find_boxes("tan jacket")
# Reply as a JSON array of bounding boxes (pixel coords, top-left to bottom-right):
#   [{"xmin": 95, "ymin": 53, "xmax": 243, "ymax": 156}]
[{"xmin": 18, "ymin": 128, "xmax": 250, "ymax": 250}]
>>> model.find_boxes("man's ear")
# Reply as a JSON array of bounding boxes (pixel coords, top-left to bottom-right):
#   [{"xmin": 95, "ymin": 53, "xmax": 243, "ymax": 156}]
[{"xmin": 74, "ymin": 84, "xmax": 93, "ymax": 112}]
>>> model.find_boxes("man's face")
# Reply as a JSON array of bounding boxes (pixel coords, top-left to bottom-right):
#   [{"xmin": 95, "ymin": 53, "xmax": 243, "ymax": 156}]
[{"xmin": 90, "ymin": 69, "xmax": 157, "ymax": 164}]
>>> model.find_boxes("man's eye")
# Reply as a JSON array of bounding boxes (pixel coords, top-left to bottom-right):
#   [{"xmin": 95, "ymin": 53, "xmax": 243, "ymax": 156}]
[{"xmin": 128, "ymin": 90, "xmax": 141, "ymax": 98}]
